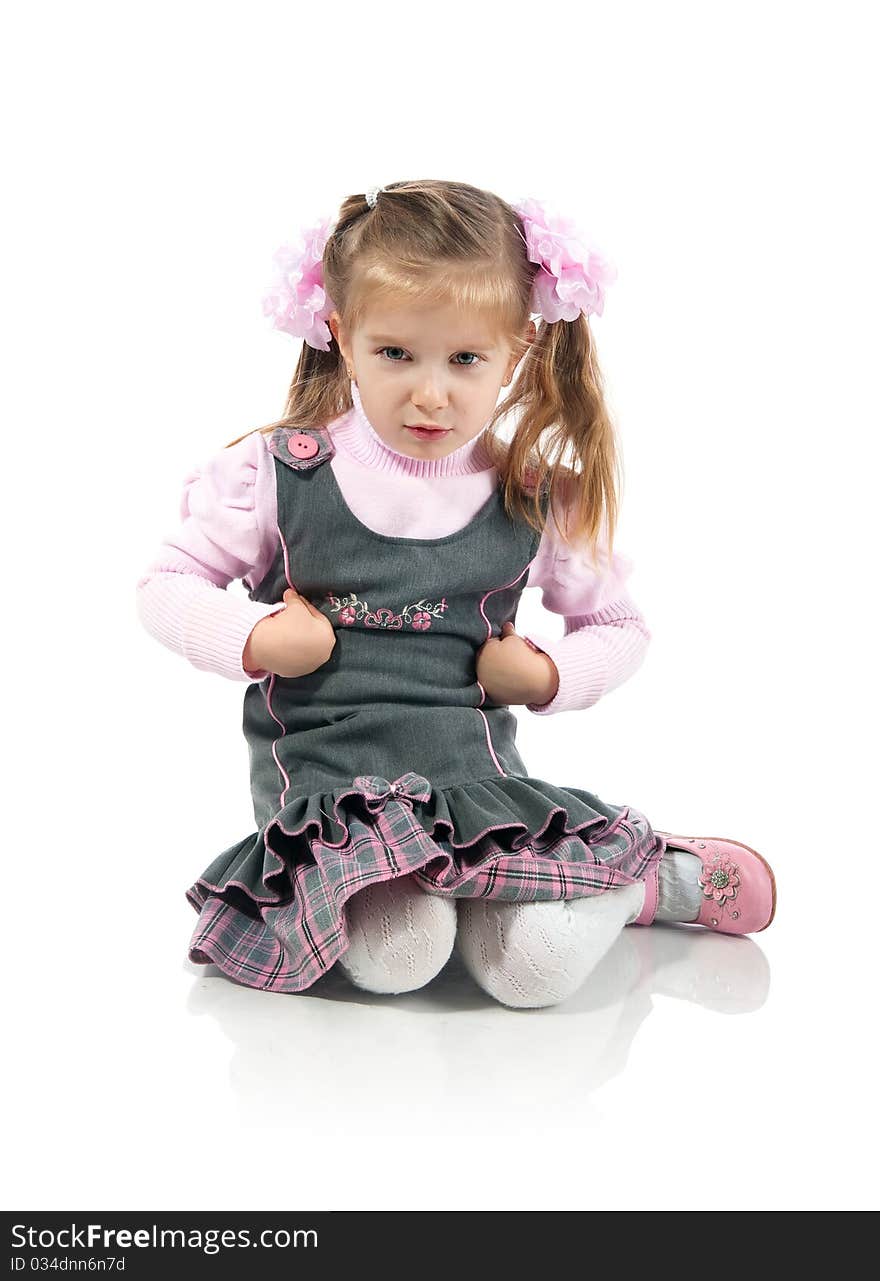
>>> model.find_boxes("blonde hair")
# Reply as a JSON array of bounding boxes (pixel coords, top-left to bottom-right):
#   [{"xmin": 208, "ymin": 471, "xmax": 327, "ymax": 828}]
[{"xmin": 226, "ymin": 178, "xmax": 623, "ymax": 571}]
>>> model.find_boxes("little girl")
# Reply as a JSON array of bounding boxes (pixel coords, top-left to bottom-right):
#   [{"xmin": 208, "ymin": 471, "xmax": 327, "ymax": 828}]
[{"xmin": 137, "ymin": 178, "xmax": 776, "ymax": 1009}]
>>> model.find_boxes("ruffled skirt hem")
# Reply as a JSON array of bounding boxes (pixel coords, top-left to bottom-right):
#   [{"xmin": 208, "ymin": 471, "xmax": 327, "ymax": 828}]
[{"xmin": 185, "ymin": 771, "xmax": 666, "ymax": 993}]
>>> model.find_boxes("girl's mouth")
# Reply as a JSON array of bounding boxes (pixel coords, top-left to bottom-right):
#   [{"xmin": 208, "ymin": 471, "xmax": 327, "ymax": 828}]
[{"xmin": 406, "ymin": 426, "xmax": 451, "ymax": 440}]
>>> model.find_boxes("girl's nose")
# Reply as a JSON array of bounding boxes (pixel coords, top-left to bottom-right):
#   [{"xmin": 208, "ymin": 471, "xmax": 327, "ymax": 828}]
[{"xmin": 412, "ymin": 374, "xmax": 448, "ymax": 412}]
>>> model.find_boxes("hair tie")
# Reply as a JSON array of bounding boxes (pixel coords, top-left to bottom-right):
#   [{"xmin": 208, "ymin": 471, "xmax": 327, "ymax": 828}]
[{"xmin": 261, "ymin": 193, "xmax": 616, "ymax": 351}]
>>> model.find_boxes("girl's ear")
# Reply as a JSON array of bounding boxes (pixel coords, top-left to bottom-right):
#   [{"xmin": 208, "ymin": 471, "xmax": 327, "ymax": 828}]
[{"xmin": 328, "ymin": 311, "xmax": 345, "ymax": 354}]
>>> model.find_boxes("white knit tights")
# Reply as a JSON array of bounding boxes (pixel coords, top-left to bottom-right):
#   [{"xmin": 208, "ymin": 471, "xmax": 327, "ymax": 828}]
[
  {"xmin": 335, "ymin": 848, "xmax": 703, "ymax": 1008},
  {"xmin": 336, "ymin": 873, "xmax": 643, "ymax": 1007},
  {"xmin": 335, "ymin": 874, "xmax": 458, "ymax": 996},
  {"xmin": 456, "ymin": 882, "xmax": 646, "ymax": 1008}
]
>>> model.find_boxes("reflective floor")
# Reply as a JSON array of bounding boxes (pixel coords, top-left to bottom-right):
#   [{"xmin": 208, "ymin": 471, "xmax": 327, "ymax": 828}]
[{"xmin": 7, "ymin": 883, "xmax": 876, "ymax": 1211}]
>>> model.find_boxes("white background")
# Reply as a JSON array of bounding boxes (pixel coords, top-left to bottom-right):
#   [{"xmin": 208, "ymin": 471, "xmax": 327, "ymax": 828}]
[{"xmin": 3, "ymin": 0, "xmax": 877, "ymax": 1213}]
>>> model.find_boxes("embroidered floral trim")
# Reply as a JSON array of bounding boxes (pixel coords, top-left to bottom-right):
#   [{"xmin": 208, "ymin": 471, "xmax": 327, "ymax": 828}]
[{"xmin": 326, "ymin": 590, "xmax": 448, "ymax": 631}]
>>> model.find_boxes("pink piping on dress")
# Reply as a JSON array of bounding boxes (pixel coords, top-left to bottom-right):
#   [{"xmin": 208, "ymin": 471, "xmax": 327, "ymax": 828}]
[
  {"xmin": 474, "ymin": 554, "xmax": 540, "ymax": 775},
  {"xmin": 265, "ymin": 522, "xmax": 298, "ymax": 809}
]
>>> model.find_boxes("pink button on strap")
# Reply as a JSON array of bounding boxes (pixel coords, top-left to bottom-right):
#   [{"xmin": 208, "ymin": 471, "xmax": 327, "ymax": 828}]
[{"xmin": 288, "ymin": 432, "xmax": 320, "ymax": 460}]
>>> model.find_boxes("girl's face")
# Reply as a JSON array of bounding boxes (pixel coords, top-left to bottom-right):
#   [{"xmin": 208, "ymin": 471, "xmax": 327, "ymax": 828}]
[{"xmin": 329, "ymin": 302, "xmax": 535, "ymax": 459}]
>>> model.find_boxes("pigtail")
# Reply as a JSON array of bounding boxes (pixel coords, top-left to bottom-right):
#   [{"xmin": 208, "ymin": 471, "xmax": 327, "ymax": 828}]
[{"xmin": 480, "ymin": 312, "xmax": 621, "ymax": 577}]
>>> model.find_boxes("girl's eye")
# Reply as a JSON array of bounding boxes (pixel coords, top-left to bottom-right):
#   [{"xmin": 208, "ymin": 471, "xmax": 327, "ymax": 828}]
[{"xmin": 377, "ymin": 347, "xmax": 484, "ymax": 367}]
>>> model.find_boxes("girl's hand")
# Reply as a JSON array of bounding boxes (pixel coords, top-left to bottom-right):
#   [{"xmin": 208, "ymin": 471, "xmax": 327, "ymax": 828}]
[
  {"xmin": 243, "ymin": 588, "xmax": 337, "ymax": 678},
  {"xmin": 475, "ymin": 622, "xmax": 560, "ymax": 707}
]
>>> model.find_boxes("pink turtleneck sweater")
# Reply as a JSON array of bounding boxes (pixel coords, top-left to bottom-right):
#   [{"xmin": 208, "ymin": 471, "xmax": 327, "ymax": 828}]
[{"xmin": 136, "ymin": 385, "xmax": 650, "ymax": 714}]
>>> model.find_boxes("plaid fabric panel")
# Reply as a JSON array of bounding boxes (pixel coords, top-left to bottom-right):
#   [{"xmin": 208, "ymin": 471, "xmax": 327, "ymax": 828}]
[{"xmin": 186, "ymin": 773, "xmax": 666, "ymax": 993}]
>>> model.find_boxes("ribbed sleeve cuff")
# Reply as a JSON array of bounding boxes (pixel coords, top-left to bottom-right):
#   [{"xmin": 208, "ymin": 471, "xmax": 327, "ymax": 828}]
[
  {"xmin": 519, "ymin": 596, "xmax": 651, "ymax": 716},
  {"xmin": 136, "ymin": 573, "xmax": 284, "ymax": 683},
  {"xmin": 520, "ymin": 629, "xmax": 609, "ymax": 715},
  {"xmin": 182, "ymin": 590, "xmax": 284, "ymax": 682}
]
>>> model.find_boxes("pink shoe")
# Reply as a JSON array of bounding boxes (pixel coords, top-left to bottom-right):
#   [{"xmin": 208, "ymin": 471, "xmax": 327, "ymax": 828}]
[{"xmin": 634, "ymin": 833, "xmax": 777, "ymax": 935}]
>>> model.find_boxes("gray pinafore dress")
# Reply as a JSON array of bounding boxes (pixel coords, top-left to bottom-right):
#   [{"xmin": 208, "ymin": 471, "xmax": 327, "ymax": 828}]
[{"xmin": 186, "ymin": 421, "xmax": 665, "ymax": 992}]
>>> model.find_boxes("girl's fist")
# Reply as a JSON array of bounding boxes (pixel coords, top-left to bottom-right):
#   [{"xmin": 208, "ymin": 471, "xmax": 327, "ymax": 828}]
[
  {"xmin": 244, "ymin": 588, "xmax": 337, "ymax": 678},
  {"xmin": 474, "ymin": 622, "xmax": 560, "ymax": 707}
]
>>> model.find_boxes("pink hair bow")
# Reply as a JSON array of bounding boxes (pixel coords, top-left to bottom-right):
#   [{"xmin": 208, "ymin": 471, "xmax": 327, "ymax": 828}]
[
  {"xmin": 512, "ymin": 197, "xmax": 617, "ymax": 321},
  {"xmin": 261, "ymin": 216, "xmax": 337, "ymax": 351}
]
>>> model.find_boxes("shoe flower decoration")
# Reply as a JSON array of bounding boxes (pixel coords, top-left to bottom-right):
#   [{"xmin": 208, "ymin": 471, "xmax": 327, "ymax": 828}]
[{"xmin": 698, "ymin": 854, "xmax": 741, "ymax": 907}]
